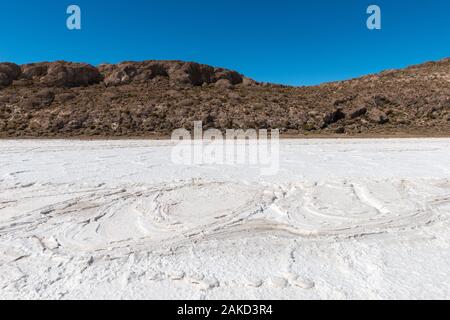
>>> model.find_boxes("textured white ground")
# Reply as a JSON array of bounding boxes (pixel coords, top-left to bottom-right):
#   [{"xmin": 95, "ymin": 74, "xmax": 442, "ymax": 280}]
[{"xmin": 0, "ymin": 139, "xmax": 449, "ymax": 300}]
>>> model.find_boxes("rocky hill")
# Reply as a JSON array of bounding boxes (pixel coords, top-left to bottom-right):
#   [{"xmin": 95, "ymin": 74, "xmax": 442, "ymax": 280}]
[{"xmin": 0, "ymin": 59, "xmax": 449, "ymax": 137}]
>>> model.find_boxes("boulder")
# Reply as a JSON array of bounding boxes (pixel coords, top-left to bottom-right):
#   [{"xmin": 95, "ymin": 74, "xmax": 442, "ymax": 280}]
[
  {"xmin": 0, "ymin": 63, "xmax": 21, "ymax": 86},
  {"xmin": 103, "ymin": 67, "xmax": 136, "ymax": 86},
  {"xmin": 21, "ymin": 62, "xmax": 102, "ymax": 87},
  {"xmin": 213, "ymin": 68, "xmax": 243, "ymax": 85},
  {"xmin": 21, "ymin": 63, "xmax": 48, "ymax": 79},
  {"xmin": 322, "ymin": 109, "xmax": 346, "ymax": 128},
  {"xmin": 214, "ymin": 79, "xmax": 233, "ymax": 89},
  {"xmin": 349, "ymin": 107, "xmax": 367, "ymax": 119},
  {"xmin": 42, "ymin": 62, "xmax": 102, "ymax": 87},
  {"xmin": 335, "ymin": 127, "xmax": 345, "ymax": 134},
  {"xmin": 242, "ymin": 77, "xmax": 257, "ymax": 86},
  {"xmin": 373, "ymin": 95, "xmax": 391, "ymax": 107},
  {"xmin": 168, "ymin": 62, "xmax": 215, "ymax": 86},
  {"xmin": 101, "ymin": 61, "xmax": 171, "ymax": 86},
  {"xmin": 367, "ymin": 108, "xmax": 389, "ymax": 124},
  {"xmin": 99, "ymin": 61, "xmax": 244, "ymax": 87}
]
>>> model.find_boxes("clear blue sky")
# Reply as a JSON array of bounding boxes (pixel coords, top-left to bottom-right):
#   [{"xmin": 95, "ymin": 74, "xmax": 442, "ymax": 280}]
[{"xmin": 1, "ymin": 0, "xmax": 449, "ymax": 85}]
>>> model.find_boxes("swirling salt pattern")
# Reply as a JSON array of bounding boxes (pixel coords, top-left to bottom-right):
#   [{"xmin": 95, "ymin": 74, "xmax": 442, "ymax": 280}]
[
  {"xmin": 1, "ymin": 179, "xmax": 448, "ymax": 257},
  {"xmin": 269, "ymin": 180, "xmax": 446, "ymax": 237},
  {"xmin": 0, "ymin": 181, "xmax": 273, "ymax": 254}
]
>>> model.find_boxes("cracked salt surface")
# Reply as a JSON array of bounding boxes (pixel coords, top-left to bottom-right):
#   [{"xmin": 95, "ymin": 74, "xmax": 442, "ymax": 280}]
[{"xmin": 0, "ymin": 139, "xmax": 449, "ymax": 299}]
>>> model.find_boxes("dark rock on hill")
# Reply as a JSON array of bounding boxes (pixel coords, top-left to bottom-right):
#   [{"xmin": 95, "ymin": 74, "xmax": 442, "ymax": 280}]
[
  {"xmin": 0, "ymin": 58, "xmax": 449, "ymax": 137},
  {"xmin": 0, "ymin": 63, "xmax": 21, "ymax": 87},
  {"xmin": 99, "ymin": 61, "xmax": 243, "ymax": 87},
  {"xmin": 21, "ymin": 61, "xmax": 102, "ymax": 87}
]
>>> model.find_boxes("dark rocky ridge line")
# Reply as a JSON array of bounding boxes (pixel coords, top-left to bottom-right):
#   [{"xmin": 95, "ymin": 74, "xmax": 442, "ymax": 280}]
[
  {"xmin": 0, "ymin": 60, "xmax": 248, "ymax": 88},
  {"xmin": 0, "ymin": 59, "xmax": 449, "ymax": 137}
]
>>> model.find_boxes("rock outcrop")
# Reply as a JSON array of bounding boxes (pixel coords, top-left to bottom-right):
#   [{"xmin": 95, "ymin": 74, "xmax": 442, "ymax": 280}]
[
  {"xmin": 21, "ymin": 61, "xmax": 102, "ymax": 87},
  {"xmin": 0, "ymin": 63, "xmax": 21, "ymax": 87},
  {"xmin": 99, "ymin": 61, "xmax": 243, "ymax": 87}
]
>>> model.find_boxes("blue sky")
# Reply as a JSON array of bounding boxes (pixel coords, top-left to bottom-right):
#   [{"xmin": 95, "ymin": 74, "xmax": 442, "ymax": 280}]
[{"xmin": 1, "ymin": 0, "xmax": 449, "ymax": 85}]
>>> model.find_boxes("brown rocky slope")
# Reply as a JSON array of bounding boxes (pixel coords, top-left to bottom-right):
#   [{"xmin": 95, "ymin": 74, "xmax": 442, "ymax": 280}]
[{"xmin": 0, "ymin": 59, "xmax": 449, "ymax": 137}]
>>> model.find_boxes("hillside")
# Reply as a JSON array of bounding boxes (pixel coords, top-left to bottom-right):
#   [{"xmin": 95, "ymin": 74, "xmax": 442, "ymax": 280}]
[{"xmin": 0, "ymin": 59, "xmax": 449, "ymax": 137}]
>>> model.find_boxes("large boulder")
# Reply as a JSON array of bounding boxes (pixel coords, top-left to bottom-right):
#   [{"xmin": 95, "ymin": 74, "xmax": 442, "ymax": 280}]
[
  {"xmin": 101, "ymin": 63, "xmax": 137, "ymax": 86},
  {"xmin": 213, "ymin": 68, "xmax": 243, "ymax": 85},
  {"xmin": 321, "ymin": 109, "xmax": 346, "ymax": 128},
  {"xmin": 43, "ymin": 62, "xmax": 102, "ymax": 87},
  {"xmin": 168, "ymin": 62, "xmax": 215, "ymax": 86},
  {"xmin": 99, "ymin": 60, "xmax": 244, "ymax": 87},
  {"xmin": 349, "ymin": 107, "xmax": 367, "ymax": 119},
  {"xmin": 21, "ymin": 62, "xmax": 102, "ymax": 87},
  {"xmin": 100, "ymin": 61, "xmax": 168, "ymax": 86},
  {"xmin": 21, "ymin": 63, "xmax": 48, "ymax": 79},
  {"xmin": 0, "ymin": 63, "xmax": 21, "ymax": 86}
]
